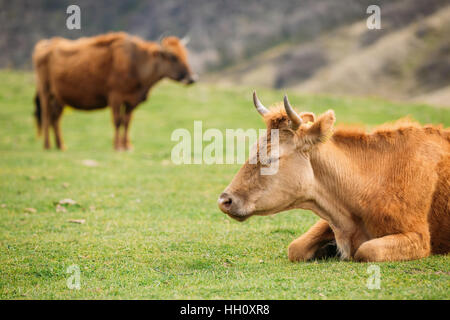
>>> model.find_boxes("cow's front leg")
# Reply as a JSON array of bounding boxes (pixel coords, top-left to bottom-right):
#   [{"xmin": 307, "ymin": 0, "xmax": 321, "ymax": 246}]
[
  {"xmin": 110, "ymin": 102, "xmax": 123, "ymax": 151},
  {"xmin": 288, "ymin": 219, "xmax": 335, "ymax": 261},
  {"xmin": 50, "ymin": 100, "xmax": 65, "ymax": 150},
  {"xmin": 121, "ymin": 104, "xmax": 135, "ymax": 151},
  {"xmin": 329, "ymin": 223, "xmax": 370, "ymax": 260},
  {"xmin": 354, "ymin": 231, "xmax": 430, "ymax": 262}
]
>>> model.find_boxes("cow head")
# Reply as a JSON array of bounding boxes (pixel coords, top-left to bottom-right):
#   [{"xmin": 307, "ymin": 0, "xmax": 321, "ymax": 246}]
[
  {"xmin": 159, "ymin": 36, "xmax": 197, "ymax": 85},
  {"xmin": 218, "ymin": 92, "xmax": 335, "ymax": 221}
]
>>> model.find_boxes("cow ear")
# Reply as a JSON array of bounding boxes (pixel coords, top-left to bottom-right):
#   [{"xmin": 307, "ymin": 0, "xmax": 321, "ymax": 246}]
[
  {"xmin": 305, "ymin": 110, "xmax": 335, "ymax": 144},
  {"xmin": 161, "ymin": 37, "xmax": 178, "ymax": 48},
  {"xmin": 299, "ymin": 112, "xmax": 315, "ymax": 124}
]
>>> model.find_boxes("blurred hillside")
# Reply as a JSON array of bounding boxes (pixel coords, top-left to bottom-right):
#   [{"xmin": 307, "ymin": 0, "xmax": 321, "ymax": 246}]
[
  {"xmin": 0, "ymin": 0, "xmax": 449, "ymax": 106},
  {"xmin": 210, "ymin": 0, "xmax": 450, "ymax": 107}
]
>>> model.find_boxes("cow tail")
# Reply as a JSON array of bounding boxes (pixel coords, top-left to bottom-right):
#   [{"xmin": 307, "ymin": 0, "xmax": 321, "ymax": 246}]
[{"xmin": 34, "ymin": 93, "xmax": 42, "ymax": 136}]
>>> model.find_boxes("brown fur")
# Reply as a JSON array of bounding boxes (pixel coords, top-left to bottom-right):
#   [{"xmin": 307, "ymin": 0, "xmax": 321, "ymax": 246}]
[
  {"xmin": 219, "ymin": 104, "xmax": 450, "ymax": 262},
  {"xmin": 33, "ymin": 32, "xmax": 196, "ymax": 150}
]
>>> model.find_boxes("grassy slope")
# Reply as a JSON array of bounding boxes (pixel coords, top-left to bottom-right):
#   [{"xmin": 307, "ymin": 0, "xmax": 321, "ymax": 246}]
[{"xmin": 0, "ymin": 70, "xmax": 449, "ymax": 299}]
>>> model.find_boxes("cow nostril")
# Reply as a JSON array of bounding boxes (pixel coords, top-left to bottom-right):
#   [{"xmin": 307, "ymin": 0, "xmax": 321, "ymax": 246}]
[
  {"xmin": 223, "ymin": 197, "xmax": 232, "ymax": 206},
  {"xmin": 218, "ymin": 193, "xmax": 233, "ymax": 212},
  {"xmin": 187, "ymin": 73, "xmax": 198, "ymax": 84}
]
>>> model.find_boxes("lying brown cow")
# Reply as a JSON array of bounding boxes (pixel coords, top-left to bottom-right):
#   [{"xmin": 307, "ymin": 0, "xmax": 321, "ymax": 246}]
[
  {"xmin": 218, "ymin": 92, "xmax": 450, "ymax": 262},
  {"xmin": 33, "ymin": 32, "xmax": 196, "ymax": 150}
]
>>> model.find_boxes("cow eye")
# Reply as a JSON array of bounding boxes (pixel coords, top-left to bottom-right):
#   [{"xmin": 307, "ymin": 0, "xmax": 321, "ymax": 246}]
[{"xmin": 260, "ymin": 156, "xmax": 279, "ymax": 167}]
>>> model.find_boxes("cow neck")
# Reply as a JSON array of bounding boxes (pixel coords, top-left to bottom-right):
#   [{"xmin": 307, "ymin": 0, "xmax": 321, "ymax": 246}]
[
  {"xmin": 307, "ymin": 141, "xmax": 365, "ymax": 230},
  {"xmin": 140, "ymin": 59, "xmax": 164, "ymax": 88}
]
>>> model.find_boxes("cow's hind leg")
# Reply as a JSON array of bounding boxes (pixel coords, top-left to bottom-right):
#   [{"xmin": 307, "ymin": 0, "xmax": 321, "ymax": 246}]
[
  {"xmin": 50, "ymin": 99, "xmax": 65, "ymax": 150},
  {"xmin": 288, "ymin": 219, "xmax": 336, "ymax": 261},
  {"xmin": 39, "ymin": 92, "xmax": 51, "ymax": 149},
  {"xmin": 354, "ymin": 232, "xmax": 430, "ymax": 262}
]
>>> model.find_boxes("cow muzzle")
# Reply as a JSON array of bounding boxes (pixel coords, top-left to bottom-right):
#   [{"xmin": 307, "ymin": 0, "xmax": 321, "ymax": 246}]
[
  {"xmin": 218, "ymin": 192, "xmax": 248, "ymax": 221},
  {"xmin": 184, "ymin": 73, "xmax": 198, "ymax": 85},
  {"xmin": 218, "ymin": 192, "xmax": 233, "ymax": 213}
]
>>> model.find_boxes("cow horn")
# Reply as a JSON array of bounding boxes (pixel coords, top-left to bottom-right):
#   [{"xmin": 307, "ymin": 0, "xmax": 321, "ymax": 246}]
[
  {"xmin": 157, "ymin": 31, "xmax": 168, "ymax": 43},
  {"xmin": 180, "ymin": 35, "xmax": 190, "ymax": 46},
  {"xmin": 284, "ymin": 94, "xmax": 302, "ymax": 130},
  {"xmin": 253, "ymin": 91, "xmax": 269, "ymax": 116}
]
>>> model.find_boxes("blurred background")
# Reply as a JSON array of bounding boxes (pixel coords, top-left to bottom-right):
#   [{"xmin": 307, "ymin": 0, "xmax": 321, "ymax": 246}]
[
  {"xmin": 0, "ymin": 1, "xmax": 449, "ymax": 300},
  {"xmin": 0, "ymin": 0, "xmax": 449, "ymax": 107}
]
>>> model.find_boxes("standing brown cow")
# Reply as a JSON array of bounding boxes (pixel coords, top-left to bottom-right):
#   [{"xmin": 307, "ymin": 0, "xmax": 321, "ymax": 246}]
[
  {"xmin": 218, "ymin": 92, "xmax": 450, "ymax": 262},
  {"xmin": 33, "ymin": 32, "xmax": 197, "ymax": 150}
]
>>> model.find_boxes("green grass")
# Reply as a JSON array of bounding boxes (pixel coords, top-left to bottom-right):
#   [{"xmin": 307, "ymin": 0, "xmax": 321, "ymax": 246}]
[{"xmin": 0, "ymin": 69, "xmax": 449, "ymax": 299}]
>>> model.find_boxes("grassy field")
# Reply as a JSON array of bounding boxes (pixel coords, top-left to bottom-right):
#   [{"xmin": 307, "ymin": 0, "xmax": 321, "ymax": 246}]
[{"xmin": 0, "ymin": 70, "xmax": 449, "ymax": 299}]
